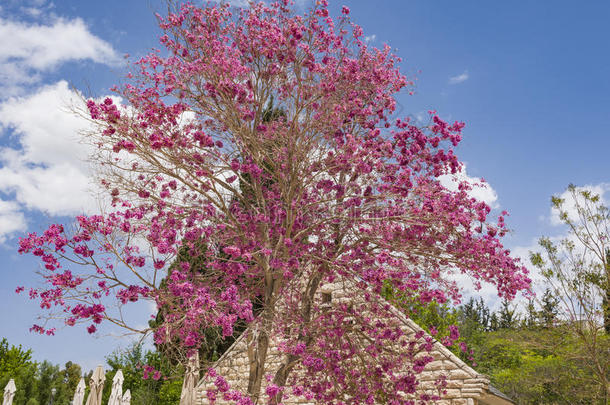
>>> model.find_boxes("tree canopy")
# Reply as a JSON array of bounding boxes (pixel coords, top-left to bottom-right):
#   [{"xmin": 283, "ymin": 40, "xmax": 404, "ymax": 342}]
[
  {"xmin": 18, "ymin": 1, "xmax": 530, "ymax": 404},
  {"xmin": 530, "ymin": 185, "xmax": 610, "ymax": 401}
]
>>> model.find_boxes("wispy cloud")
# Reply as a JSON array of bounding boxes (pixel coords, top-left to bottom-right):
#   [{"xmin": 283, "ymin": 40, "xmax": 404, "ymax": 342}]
[
  {"xmin": 364, "ymin": 34, "xmax": 376, "ymax": 43},
  {"xmin": 449, "ymin": 70, "xmax": 469, "ymax": 85},
  {"xmin": 210, "ymin": 0, "xmax": 312, "ymax": 9},
  {"xmin": 438, "ymin": 163, "xmax": 499, "ymax": 208},
  {"xmin": 549, "ymin": 183, "xmax": 610, "ymax": 226},
  {"xmin": 0, "ymin": 16, "xmax": 120, "ymax": 96},
  {"xmin": 0, "ymin": 199, "xmax": 26, "ymax": 243},
  {"xmin": 0, "ymin": 5, "xmax": 123, "ymax": 241},
  {"xmin": 0, "ymin": 81, "xmax": 102, "ymax": 241},
  {"xmin": 510, "ymin": 182, "xmax": 610, "ymax": 307}
]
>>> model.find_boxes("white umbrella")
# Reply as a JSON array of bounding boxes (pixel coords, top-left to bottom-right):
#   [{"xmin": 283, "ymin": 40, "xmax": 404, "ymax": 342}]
[
  {"xmin": 85, "ymin": 365, "xmax": 105, "ymax": 405},
  {"xmin": 2, "ymin": 379, "xmax": 16, "ymax": 405},
  {"xmin": 180, "ymin": 353, "xmax": 199, "ymax": 405},
  {"xmin": 121, "ymin": 389, "xmax": 131, "ymax": 405},
  {"xmin": 107, "ymin": 369, "xmax": 124, "ymax": 405},
  {"xmin": 72, "ymin": 378, "xmax": 86, "ymax": 405}
]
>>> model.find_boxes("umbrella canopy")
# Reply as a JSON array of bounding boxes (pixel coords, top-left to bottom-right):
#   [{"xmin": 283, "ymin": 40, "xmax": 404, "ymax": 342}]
[
  {"xmin": 85, "ymin": 365, "xmax": 105, "ymax": 405},
  {"xmin": 107, "ymin": 369, "xmax": 124, "ymax": 405},
  {"xmin": 121, "ymin": 389, "xmax": 131, "ymax": 405},
  {"xmin": 180, "ymin": 353, "xmax": 199, "ymax": 405},
  {"xmin": 72, "ymin": 378, "xmax": 86, "ymax": 405},
  {"xmin": 2, "ymin": 379, "xmax": 16, "ymax": 405}
]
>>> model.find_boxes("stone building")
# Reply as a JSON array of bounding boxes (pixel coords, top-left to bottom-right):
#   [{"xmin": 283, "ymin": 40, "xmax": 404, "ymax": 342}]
[{"xmin": 195, "ymin": 280, "xmax": 514, "ymax": 405}]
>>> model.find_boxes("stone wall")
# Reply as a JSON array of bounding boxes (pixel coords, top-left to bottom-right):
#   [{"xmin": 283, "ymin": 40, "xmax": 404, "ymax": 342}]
[{"xmin": 195, "ymin": 280, "xmax": 504, "ymax": 405}]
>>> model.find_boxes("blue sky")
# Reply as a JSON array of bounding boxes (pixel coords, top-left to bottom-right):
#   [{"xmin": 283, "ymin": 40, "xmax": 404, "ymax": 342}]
[{"xmin": 0, "ymin": 0, "xmax": 608, "ymax": 371}]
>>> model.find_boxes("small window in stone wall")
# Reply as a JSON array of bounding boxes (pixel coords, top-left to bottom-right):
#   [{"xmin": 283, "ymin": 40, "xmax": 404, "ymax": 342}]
[{"xmin": 322, "ymin": 292, "xmax": 332, "ymax": 304}]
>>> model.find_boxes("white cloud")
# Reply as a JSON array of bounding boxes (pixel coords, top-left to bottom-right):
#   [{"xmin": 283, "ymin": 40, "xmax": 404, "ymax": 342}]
[
  {"xmin": 20, "ymin": 7, "xmax": 43, "ymax": 18},
  {"xmin": 408, "ymin": 111, "xmax": 427, "ymax": 124},
  {"xmin": 211, "ymin": 0, "xmax": 311, "ymax": 9},
  {"xmin": 449, "ymin": 71, "xmax": 469, "ymax": 85},
  {"xmin": 549, "ymin": 183, "xmax": 609, "ymax": 226},
  {"xmin": 0, "ymin": 6, "xmax": 122, "ymax": 240},
  {"xmin": 0, "ymin": 16, "xmax": 120, "ymax": 95},
  {"xmin": 509, "ymin": 242, "xmax": 545, "ymax": 294},
  {"xmin": 364, "ymin": 34, "xmax": 376, "ymax": 43},
  {"xmin": 27, "ymin": 0, "xmax": 48, "ymax": 7},
  {"xmin": 0, "ymin": 199, "xmax": 26, "ymax": 243},
  {"xmin": 210, "ymin": 0, "xmax": 249, "ymax": 7},
  {"xmin": 0, "ymin": 81, "xmax": 100, "ymax": 223},
  {"xmin": 451, "ymin": 271, "xmax": 505, "ymax": 311},
  {"xmin": 438, "ymin": 164, "xmax": 499, "ymax": 208},
  {"xmin": 509, "ymin": 182, "xmax": 610, "ymax": 309}
]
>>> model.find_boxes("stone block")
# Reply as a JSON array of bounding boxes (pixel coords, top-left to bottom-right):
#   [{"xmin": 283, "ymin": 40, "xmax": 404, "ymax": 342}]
[
  {"xmin": 460, "ymin": 388, "xmax": 484, "ymax": 397},
  {"xmin": 419, "ymin": 370, "xmax": 448, "ymax": 381},
  {"xmin": 463, "ymin": 378, "xmax": 485, "ymax": 385},
  {"xmin": 417, "ymin": 381, "xmax": 439, "ymax": 390},
  {"xmin": 427, "ymin": 360, "xmax": 445, "ymax": 370},
  {"xmin": 442, "ymin": 388, "xmax": 461, "ymax": 398},
  {"xmin": 444, "ymin": 379, "xmax": 464, "ymax": 389},
  {"xmin": 449, "ymin": 369, "xmax": 471, "ymax": 379},
  {"xmin": 443, "ymin": 360, "xmax": 458, "ymax": 370}
]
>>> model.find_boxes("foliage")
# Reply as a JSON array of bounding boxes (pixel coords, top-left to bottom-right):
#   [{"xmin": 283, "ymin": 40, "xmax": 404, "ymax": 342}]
[
  {"xmin": 36, "ymin": 361, "xmax": 58, "ymax": 405},
  {"xmin": 0, "ymin": 338, "xmax": 33, "ymax": 383},
  {"xmin": 0, "ymin": 338, "xmax": 184, "ymax": 405},
  {"xmin": 33, "ymin": 360, "xmax": 81, "ymax": 405},
  {"xmin": 151, "ymin": 97, "xmax": 283, "ymax": 366},
  {"xmin": 0, "ymin": 338, "xmax": 37, "ymax": 405},
  {"xmin": 0, "ymin": 338, "xmax": 83, "ymax": 405},
  {"xmin": 157, "ymin": 378, "xmax": 183, "ymax": 405},
  {"xmin": 382, "ymin": 282, "xmax": 461, "ymax": 346},
  {"xmin": 539, "ymin": 289, "xmax": 559, "ymax": 328},
  {"xmin": 530, "ymin": 184, "xmax": 610, "ymax": 401},
  {"xmin": 17, "ymin": 1, "xmax": 530, "ymax": 404},
  {"xmin": 102, "ymin": 343, "xmax": 184, "ymax": 405},
  {"xmin": 456, "ymin": 294, "xmax": 609, "ymax": 404},
  {"xmin": 381, "ymin": 289, "xmax": 608, "ymax": 403},
  {"xmin": 497, "ymin": 299, "xmax": 519, "ymax": 329},
  {"xmin": 467, "ymin": 327, "xmax": 609, "ymax": 405}
]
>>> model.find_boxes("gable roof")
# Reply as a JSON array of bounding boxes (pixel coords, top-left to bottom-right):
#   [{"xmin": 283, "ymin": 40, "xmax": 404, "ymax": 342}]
[{"xmin": 196, "ymin": 279, "xmax": 514, "ymax": 405}]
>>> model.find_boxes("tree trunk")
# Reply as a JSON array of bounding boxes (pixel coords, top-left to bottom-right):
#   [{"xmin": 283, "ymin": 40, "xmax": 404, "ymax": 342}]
[
  {"xmin": 269, "ymin": 272, "xmax": 323, "ymax": 405},
  {"xmin": 602, "ymin": 250, "xmax": 610, "ymax": 335},
  {"xmin": 247, "ymin": 272, "xmax": 281, "ymax": 404},
  {"xmin": 602, "ymin": 288, "xmax": 610, "ymax": 335},
  {"xmin": 247, "ymin": 326, "xmax": 270, "ymax": 405}
]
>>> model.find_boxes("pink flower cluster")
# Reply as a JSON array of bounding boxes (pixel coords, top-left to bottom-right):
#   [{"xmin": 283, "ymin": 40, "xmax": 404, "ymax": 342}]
[{"xmin": 18, "ymin": 1, "xmax": 531, "ymax": 404}]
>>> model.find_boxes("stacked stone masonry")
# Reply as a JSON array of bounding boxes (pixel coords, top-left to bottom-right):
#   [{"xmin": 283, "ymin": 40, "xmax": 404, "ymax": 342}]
[{"xmin": 196, "ymin": 280, "xmax": 512, "ymax": 405}]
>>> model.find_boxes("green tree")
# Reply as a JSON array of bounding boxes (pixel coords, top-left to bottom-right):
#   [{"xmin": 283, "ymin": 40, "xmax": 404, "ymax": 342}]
[
  {"xmin": 489, "ymin": 312, "xmax": 499, "ymax": 331},
  {"xmin": 0, "ymin": 338, "xmax": 33, "ymax": 380},
  {"xmin": 523, "ymin": 298, "xmax": 539, "ymax": 329},
  {"xmin": 459, "ymin": 297, "xmax": 492, "ymax": 330},
  {"xmin": 103, "ymin": 343, "xmax": 184, "ymax": 405},
  {"xmin": 497, "ymin": 299, "xmax": 518, "ymax": 329},
  {"xmin": 157, "ymin": 378, "xmax": 183, "ymax": 405},
  {"xmin": 36, "ymin": 361, "xmax": 60, "ymax": 405},
  {"xmin": 539, "ymin": 289, "xmax": 559, "ymax": 328},
  {"xmin": 466, "ymin": 327, "xmax": 605, "ymax": 404},
  {"xmin": 531, "ymin": 185, "xmax": 610, "ymax": 402},
  {"xmin": 152, "ymin": 98, "xmax": 284, "ymax": 369},
  {"xmin": 0, "ymin": 338, "xmax": 39, "ymax": 405}
]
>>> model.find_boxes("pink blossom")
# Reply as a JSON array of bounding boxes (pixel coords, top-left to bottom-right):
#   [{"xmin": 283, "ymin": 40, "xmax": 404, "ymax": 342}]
[{"xmin": 17, "ymin": 2, "xmax": 530, "ymax": 404}]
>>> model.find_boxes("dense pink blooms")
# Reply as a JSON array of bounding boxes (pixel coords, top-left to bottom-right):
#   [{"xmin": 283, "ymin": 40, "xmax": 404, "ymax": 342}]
[{"xmin": 18, "ymin": 1, "xmax": 530, "ymax": 404}]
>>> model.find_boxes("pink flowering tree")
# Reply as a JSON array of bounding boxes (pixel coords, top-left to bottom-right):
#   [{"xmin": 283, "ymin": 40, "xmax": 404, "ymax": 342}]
[{"xmin": 18, "ymin": 1, "xmax": 530, "ymax": 404}]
